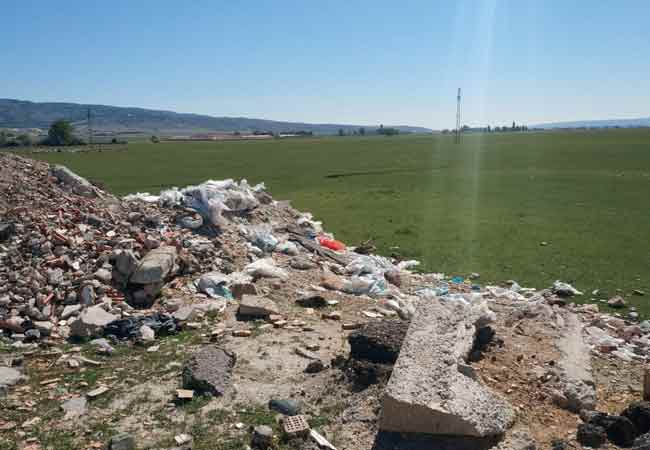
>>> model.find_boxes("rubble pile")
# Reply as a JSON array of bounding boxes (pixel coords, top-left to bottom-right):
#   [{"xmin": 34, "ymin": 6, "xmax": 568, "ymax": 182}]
[
  {"xmin": 1, "ymin": 151, "xmax": 649, "ymax": 450},
  {"xmin": 0, "ymin": 154, "xmax": 233, "ymax": 344}
]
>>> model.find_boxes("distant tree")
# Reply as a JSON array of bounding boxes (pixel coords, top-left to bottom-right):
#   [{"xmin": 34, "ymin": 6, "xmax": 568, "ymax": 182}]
[
  {"xmin": 16, "ymin": 134, "xmax": 32, "ymax": 146},
  {"xmin": 233, "ymin": 131, "xmax": 241, "ymax": 136},
  {"xmin": 377, "ymin": 126, "xmax": 399, "ymax": 136},
  {"xmin": 359, "ymin": 127, "xmax": 365, "ymax": 136},
  {"xmin": 151, "ymin": 135, "xmax": 160, "ymax": 143},
  {"xmin": 512, "ymin": 121, "xmax": 516, "ymax": 131},
  {"xmin": 46, "ymin": 120, "xmax": 81, "ymax": 146},
  {"xmin": 338, "ymin": 128, "xmax": 345, "ymax": 136},
  {"xmin": 487, "ymin": 125, "xmax": 491, "ymax": 132},
  {"xmin": 441, "ymin": 129, "xmax": 450, "ymax": 134},
  {"xmin": 0, "ymin": 131, "xmax": 6, "ymax": 147}
]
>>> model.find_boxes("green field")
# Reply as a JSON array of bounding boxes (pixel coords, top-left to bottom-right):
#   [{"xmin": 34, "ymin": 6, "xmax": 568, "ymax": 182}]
[{"xmin": 32, "ymin": 130, "xmax": 650, "ymax": 312}]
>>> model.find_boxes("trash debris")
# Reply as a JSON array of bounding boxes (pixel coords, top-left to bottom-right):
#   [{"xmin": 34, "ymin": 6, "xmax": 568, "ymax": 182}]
[
  {"xmin": 104, "ymin": 313, "xmax": 180, "ymax": 341},
  {"xmin": 310, "ymin": 429, "xmax": 338, "ymax": 450},
  {"xmin": 318, "ymin": 236, "xmax": 346, "ymax": 251},
  {"xmin": 245, "ymin": 258, "xmax": 289, "ymax": 280},
  {"xmin": 553, "ymin": 280, "xmax": 583, "ymax": 297},
  {"xmin": 281, "ymin": 415, "xmax": 310, "ymax": 437},
  {"xmin": 196, "ymin": 272, "xmax": 234, "ymax": 299},
  {"xmin": 269, "ymin": 399, "xmax": 301, "ymax": 416},
  {"xmin": 252, "ymin": 425, "xmax": 273, "ymax": 449}
]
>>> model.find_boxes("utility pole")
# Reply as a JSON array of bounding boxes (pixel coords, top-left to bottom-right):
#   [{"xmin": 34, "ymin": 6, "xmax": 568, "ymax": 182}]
[
  {"xmin": 455, "ymin": 88, "xmax": 462, "ymax": 144},
  {"xmin": 87, "ymin": 107, "xmax": 92, "ymax": 146}
]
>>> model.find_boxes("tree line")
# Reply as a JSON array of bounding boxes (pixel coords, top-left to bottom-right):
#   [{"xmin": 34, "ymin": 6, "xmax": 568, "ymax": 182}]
[
  {"xmin": 0, "ymin": 120, "xmax": 131, "ymax": 148},
  {"xmin": 441, "ymin": 121, "xmax": 529, "ymax": 134},
  {"xmin": 1, "ymin": 120, "xmax": 86, "ymax": 148},
  {"xmin": 337, "ymin": 124, "xmax": 400, "ymax": 136}
]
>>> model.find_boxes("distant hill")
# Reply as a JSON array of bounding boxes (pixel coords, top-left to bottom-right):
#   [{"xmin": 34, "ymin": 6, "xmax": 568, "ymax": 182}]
[
  {"xmin": 534, "ymin": 117, "xmax": 650, "ymax": 129},
  {"xmin": 0, "ymin": 99, "xmax": 431, "ymax": 135}
]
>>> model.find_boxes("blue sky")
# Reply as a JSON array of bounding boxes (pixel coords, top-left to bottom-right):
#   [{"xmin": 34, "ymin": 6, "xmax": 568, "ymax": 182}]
[{"xmin": 2, "ymin": 0, "xmax": 649, "ymax": 128}]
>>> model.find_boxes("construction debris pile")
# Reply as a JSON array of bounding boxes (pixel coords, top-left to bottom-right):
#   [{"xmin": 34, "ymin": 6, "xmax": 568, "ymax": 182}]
[{"xmin": 1, "ymin": 151, "xmax": 649, "ymax": 450}]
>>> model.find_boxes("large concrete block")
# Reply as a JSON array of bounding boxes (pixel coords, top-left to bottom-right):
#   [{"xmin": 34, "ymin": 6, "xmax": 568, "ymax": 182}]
[
  {"xmin": 130, "ymin": 246, "xmax": 178, "ymax": 285},
  {"xmin": 380, "ymin": 300, "xmax": 514, "ymax": 437}
]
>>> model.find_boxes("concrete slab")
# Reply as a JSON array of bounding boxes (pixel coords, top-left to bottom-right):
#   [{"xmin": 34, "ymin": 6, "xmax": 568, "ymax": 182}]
[{"xmin": 380, "ymin": 300, "xmax": 514, "ymax": 437}]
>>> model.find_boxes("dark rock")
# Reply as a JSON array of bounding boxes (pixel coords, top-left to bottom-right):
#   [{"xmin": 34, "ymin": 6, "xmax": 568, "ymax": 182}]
[
  {"xmin": 252, "ymin": 425, "xmax": 273, "ymax": 449},
  {"xmin": 84, "ymin": 214, "xmax": 103, "ymax": 227},
  {"xmin": 348, "ymin": 320, "xmax": 408, "ymax": 364},
  {"xmin": 576, "ymin": 423, "xmax": 607, "ymax": 448},
  {"xmin": 182, "ymin": 347, "xmax": 235, "ymax": 396},
  {"xmin": 468, "ymin": 326, "xmax": 495, "ymax": 362},
  {"xmin": 633, "ymin": 432, "xmax": 650, "ymax": 450},
  {"xmin": 589, "ymin": 412, "xmax": 637, "ymax": 447},
  {"xmin": 0, "ymin": 222, "xmax": 15, "ymax": 242},
  {"xmin": 550, "ymin": 438, "xmax": 567, "ymax": 450},
  {"xmin": 622, "ymin": 401, "xmax": 650, "ymax": 435},
  {"xmin": 295, "ymin": 295, "xmax": 327, "ymax": 308},
  {"xmin": 345, "ymin": 358, "xmax": 393, "ymax": 388},
  {"xmin": 268, "ymin": 399, "xmax": 301, "ymax": 416},
  {"xmin": 305, "ymin": 360, "xmax": 326, "ymax": 374}
]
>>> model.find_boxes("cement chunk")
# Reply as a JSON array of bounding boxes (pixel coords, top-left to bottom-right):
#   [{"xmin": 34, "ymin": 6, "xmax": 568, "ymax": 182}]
[
  {"xmin": 380, "ymin": 300, "xmax": 514, "ymax": 437},
  {"xmin": 50, "ymin": 165, "xmax": 97, "ymax": 197},
  {"xmin": 130, "ymin": 246, "xmax": 178, "ymax": 285},
  {"xmin": 238, "ymin": 295, "xmax": 279, "ymax": 318},
  {"xmin": 69, "ymin": 306, "xmax": 118, "ymax": 338}
]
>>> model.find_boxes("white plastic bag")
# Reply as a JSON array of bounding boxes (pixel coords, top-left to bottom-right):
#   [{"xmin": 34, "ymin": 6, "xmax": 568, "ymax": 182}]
[{"xmin": 245, "ymin": 258, "xmax": 288, "ymax": 280}]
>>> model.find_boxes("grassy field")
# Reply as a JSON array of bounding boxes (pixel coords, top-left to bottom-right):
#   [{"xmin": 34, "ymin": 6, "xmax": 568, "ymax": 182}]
[{"xmin": 32, "ymin": 129, "xmax": 650, "ymax": 311}]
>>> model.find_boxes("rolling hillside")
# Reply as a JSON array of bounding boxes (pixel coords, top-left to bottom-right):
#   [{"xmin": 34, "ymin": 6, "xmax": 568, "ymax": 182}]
[{"xmin": 0, "ymin": 99, "xmax": 431, "ymax": 135}]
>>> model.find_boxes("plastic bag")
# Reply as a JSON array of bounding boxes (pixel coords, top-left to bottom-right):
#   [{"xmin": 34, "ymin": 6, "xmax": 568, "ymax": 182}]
[
  {"xmin": 396, "ymin": 259, "xmax": 420, "ymax": 270},
  {"xmin": 127, "ymin": 178, "xmax": 264, "ymax": 226},
  {"xmin": 244, "ymin": 225, "xmax": 279, "ymax": 253},
  {"xmin": 245, "ymin": 258, "xmax": 288, "ymax": 280},
  {"xmin": 196, "ymin": 272, "xmax": 233, "ymax": 299},
  {"xmin": 346, "ymin": 255, "xmax": 395, "ymax": 276},
  {"xmin": 485, "ymin": 286, "xmax": 526, "ymax": 301},
  {"xmin": 342, "ymin": 274, "xmax": 387, "ymax": 297},
  {"xmin": 123, "ymin": 192, "xmax": 160, "ymax": 203},
  {"xmin": 275, "ymin": 241, "xmax": 299, "ymax": 255},
  {"xmin": 296, "ymin": 213, "xmax": 323, "ymax": 233},
  {"xmin": 553, "ymin": 281, "xmax": 583, "ymax": 297}
]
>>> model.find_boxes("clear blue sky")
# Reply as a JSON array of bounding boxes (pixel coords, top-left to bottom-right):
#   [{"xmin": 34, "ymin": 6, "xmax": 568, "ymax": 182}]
[{"xmin": 2, "ymin": 0, "xmax": 649, "ymax": 128}]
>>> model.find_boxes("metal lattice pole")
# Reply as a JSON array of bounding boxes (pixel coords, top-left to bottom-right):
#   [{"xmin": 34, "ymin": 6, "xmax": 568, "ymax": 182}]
[{"xmin": 455, "ymin": 88, "xmax": 461, "ymax": 144}]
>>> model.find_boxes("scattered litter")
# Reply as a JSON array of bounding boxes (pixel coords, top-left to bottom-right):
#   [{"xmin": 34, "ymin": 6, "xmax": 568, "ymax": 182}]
[
  {"xmin": 196, "ymin": 272, "xmax": 234, "ymax": 299},
  {"xmin": 104, "ymin": 313, "xmax": 180, "ymax": 341},
  {"xmin": 281, "ymin": 415, "xmax": 310, "ymax": 437},
  {"xmin": 86, "ymin": 386, "xmax": 109, "ymax": 399},
  {"xmin": 318, "ymin": 236, "xmax": 346, "ymax": 251},
  {"xmin": 245, "ymin": 258, "xmax": 289, "ymax": 280},
  {"xmin": 174, "ymin": 433, "xmax": 193, "ymax": 445},
  {"xmin": 310, "ymin": 429, "xmax": 338, "ymax": 450},
  {"xmin": 553, "ymin": 280, "xmax": 584, "ymax": 297}
]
